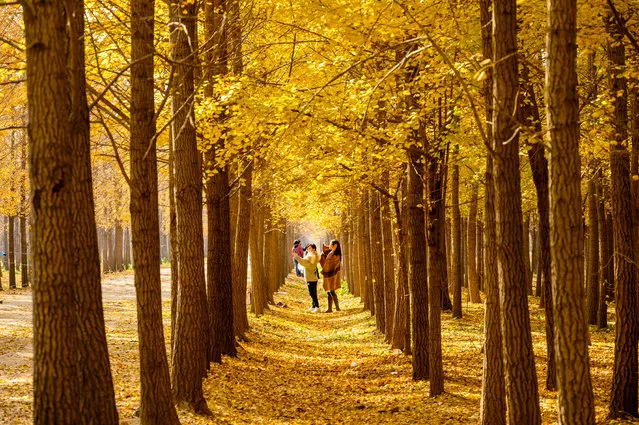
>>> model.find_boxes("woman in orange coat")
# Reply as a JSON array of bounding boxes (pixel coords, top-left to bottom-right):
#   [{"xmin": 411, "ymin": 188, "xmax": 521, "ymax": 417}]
[{"xmin": 320, "ymin": 240, "xmax": 342, "ymax": 312}]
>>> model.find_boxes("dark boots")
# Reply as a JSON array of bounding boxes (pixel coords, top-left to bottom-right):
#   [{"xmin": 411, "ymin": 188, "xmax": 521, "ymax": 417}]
[
  {"xmin": 333, "ymin": 293, "xmax": 340, "ymax": 311},
  {"xmin": 325, "ymin": 293, "xmax": 333, "ymax": 313}
]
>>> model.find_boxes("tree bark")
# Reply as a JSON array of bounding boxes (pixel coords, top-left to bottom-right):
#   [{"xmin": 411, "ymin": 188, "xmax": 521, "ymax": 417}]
[
  {"xmin": 250, "ymin": 207, "xmax": 265, "ymax": 316},
  {"xmin": 370, "ymin": 190, "xmax": 385, "ymax": 332},
  {"xmin": 586, "ymin": 180, "xmax": 599, "ymax": 325},
  {"xmin": 451, "ymin": 164, "xmax": 462, "ymax": 318},
  {"xmin": 523, "ymin": 216, "xmax": 531, "ymax": 295},
  {"xmin": 467, "ymin": 184, "xmax": 480, "ymax": 303},
  {"xmin": 205, "ymin": 0, "xmax": 236, "ymax": 362},
  {"xmin": 521, "ymin": 63, "xmax": 556, "ymax": 389},
  {"xmin": 169, "ymin": 0, "xmax": 210, "ymax": 413},
  {"xmin": 407, "ymin": 148, "xmax": 429, "ymax": 380},
  {"xmin": 232, "ymin": 163, "xmax": 252, "ymax": 338},
  {"xmin": 606, "ymin": 16, "xmax": 638, "ymax": 417},
  {"xmin": 129, "ymin": 0, "xmax": 182, "ymax": 421},
  {"xmin": 8, "ymin": 216, "xmax": 15, "ymax": 289},
  {"xmin": 546, "ymin": 0, "xmax": 596, "ymax": 418},
  {"xmin": 20, "ymin": 216, "xmax": 27, "ymax": 287},
  {"xmin": 426, "ymin": 150, "xmax": 445, "ymax": 396},
  {"xmin": 493, "ymin": 0, "xmax": 541, "ymax": 421},
  {"xmin": 114, "ymin": 222, "xmax": 124, "ymax": 272},
  {"xmin": 391, "ymin": 186, "xmax": 410, "ymax": 354},
  {"xmin": 479, "ymin": 1, "xmax": 506, "ymax": 420},
  {"xmin": 381, "ymin": 174, "xmax": 395, "ymax": 341},
  {"xmin": 360, "ymin": 190, "xmax": 372, "ymax": 311},
  {"xmin": 597, "ymin": 182, "xmax": 608, "ymax": 328},
  {"xmin": 24, "ymin": 0, "xmax": 81, "ymax": 420}
]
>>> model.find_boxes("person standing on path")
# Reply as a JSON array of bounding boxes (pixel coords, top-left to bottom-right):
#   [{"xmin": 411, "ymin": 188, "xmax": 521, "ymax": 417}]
[
  {"xmin": 293, "ymin": 244, "xmax": 321, "ymax": 312},
  {"xmin": 320, "ymin": 240, "xmax": 342, "ymax": 312},
  {"xmin": 292, "ymin": 240, "xmax": 304, "ymax": 277}
]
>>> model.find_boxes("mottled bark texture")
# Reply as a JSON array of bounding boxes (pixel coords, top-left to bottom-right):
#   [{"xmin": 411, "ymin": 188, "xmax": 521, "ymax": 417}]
[
  {"xmin": 546, "ymin": 0, "xmax": 596, "ymax": 419},
  {"xmin": 407, "ymin": 148, "xmax": 430, "ymax": 380},
  {"xmin": 130, "ymin": 0, "xmax": 181, "ymax": 421},
  {"xmin": 493, "ymin": 0, "xmax": 541, "ymax": 421},
  {"xmin": 451, "ymin": 164, "xmax": 463, "ymax": 319},
  {"xmin": 606, "ymin": 15, "xmax": 638, "ymax": 417},
  {"xmin": 169, "ymin": 0, "xmax": 211, "ymax": 413}
]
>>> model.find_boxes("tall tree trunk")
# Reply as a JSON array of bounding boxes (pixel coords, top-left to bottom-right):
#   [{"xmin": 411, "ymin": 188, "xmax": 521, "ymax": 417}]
[
  {"xmin": 451, "ymin": 164, "xmax": 462, "ymax": 318},
  {"xmin": 66, "ymin": 0, "xmax": 121, "ymax": 419},
  {"xmin": 370, "ymin": 190, "xmax": 385, "ymax": 332},
  {"xmin": 467, "ymin": 184, "xmax": 480, "ymax": 303},
  {"xmin": 205, "ymin": 0, "xmax": 236, "ymax": 362},
  {"xmin": 597, "ymin": 182, "xmax": 608, "ymax": 328},
  {"xmin": 168, "ymin": 127, "xmax": 179, "ymax": 352},
  {"xmin": 232, "ymin": 163, "xmax": 252, "ymax": 338},
  {"xmin": 129, "ymin": 0, "xmax": 181, "ymax": 421},
  {"xmin": 605, "ymin": 212, "xmax": 614, "ymax": 300},
  {"xmin": 546, "ymin": 0, "xmax": 596, "ymax": 419},
  {"xmin": 606, "ymin": 17, "xmax": 638, "ymax": 418},
  {"xmin": 360, "ymin": 190, "xmax": 372, "ymax": 311},
  {"xmin": 8, "ymin": 216, "xmax": 15, "ymax": 289},
  {"xmin": 109, "ymin": 228, "xmax": 117, "ymax": 272},
  {"xmin": 20, "ymin": 216, "xmax": 28, "ymax": 287},
  {"xmin": 169, "ymin": 0, "xmax": 210, "ymax": 413},
  {"xmin": 407, "ymin": 148, "xmax": 429, "ymax": 380},
  {"xmin": 586, "ymin": 180, "xmax": 599, "ymax": 325},
  {"xmin": 479, "ymin": 1, "xmax": 506, "ymax": 420},
  {"xmin": 426, "ymin": 151, "xmax": 445, "ymax": 396},
  {"xmin": 24, "ymin": 0, "xmax": 81, "ymax": 420},
  {"xmin": 102, "ymin": 226, "xmax": 110, "ymax": 273},
  {"xmin": 493, "ymin": 0, "xmax": 541, "ymax": 421},
  {"xmin": 114, "ymin": 222, "xmax": 123, "ymax": 272},
  {"xmin": 521, "ymin": 64, "xmax": 556, "ymax": 390},
  {"xmin": 523, "ymin": 216, "xmax": 531, "ymax": 295},
  {"xmin": 381, "ymin": 175, "xmax": 395, "ymax": 341},
  {"xmin": 250, "ymin": 207, "xmax": 265, "ymax": 316},
  {"xmin": 391, "ymin": 192, "xmax": 410, "ymax": 354}
]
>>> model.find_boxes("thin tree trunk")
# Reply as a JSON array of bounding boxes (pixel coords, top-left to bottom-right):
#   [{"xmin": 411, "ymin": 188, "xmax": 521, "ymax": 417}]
[
  {"xmin": 586, "ymin": 180, "xmax": 599, "ymax": 325},
  {"xmin": 169, "ymin": 0, "xmax": 210, "ymax": 412},
  {"xmin": 20, "ymin": 216, "xmax": 28, "ymax": 287},
  {"xmin": 597, "ymin": 182, "xmax": 608, "ymax": 328},
  {"xmin": 546, "ymin": 0, "xmax": 596, "ymax": 418},
  {"xmin": 114, "ymin": 222, "xmax": 123, "ymax": 272},
  {"xmin": 493, "ymin": 0, "xmax": 541, "ymax": 420},
  {"xmin": 479, "ymin": 1, "xmax": 506, "ymax": 419},
  {"xmin": 426, "ymin": 151, "xmax": 445, "ymax": 396},
  {"xmin": 407, "ymin": 149, "xmax": 429, "ymax": 380},
  {"xmin": 391, "ymin": 193, "xmax": 410, "ymax": 354},
  {"xmin": 523, "ymin": 216, "xmax": 531, "ymax": 295},
  {"xmin": 232, "ymin": 163, "xmax": 252, "ymax": 338},
  {"xmin": 381, "ymin": 175, "xmax": 395, "ymax": 341},
  {"xmin": 205, "ymin": 0, "xmax": 236, "ymax": 362},
  {"xmin": 8, "ymin": 216, "xmax": 15, "ymax": 289},
  {"xmin": 467, "ymin": 184, "xmax": 480, "ymax": 303},
  {"xmin": 370, "ymin": 190, "xmax": 385, "ymax": 332},
  {"xmin": 607, "ymin": 17, "xmax": 638, "ymax": 417},
  {"xmin": 250, "ymin": 207, "xmax": 265, "ymax": 316},
  {"xmin": 129, "ymin": 0, "xmax": 182, "ymax": 421},
  {"xmin": 452, "ymin": 164, "xmax": 462, "ymax": 318}
]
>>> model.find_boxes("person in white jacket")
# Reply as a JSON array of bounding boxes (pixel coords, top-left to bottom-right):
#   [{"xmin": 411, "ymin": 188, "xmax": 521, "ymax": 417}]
[{"xmin": 293, "ymin": 244, "xmax": 321, "ymax": 312}]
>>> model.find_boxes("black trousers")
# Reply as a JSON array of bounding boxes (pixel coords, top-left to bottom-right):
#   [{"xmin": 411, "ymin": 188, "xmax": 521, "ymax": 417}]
[{"xmin": 307, "ymin": 281, "xmax": 319, "ymax": 308}]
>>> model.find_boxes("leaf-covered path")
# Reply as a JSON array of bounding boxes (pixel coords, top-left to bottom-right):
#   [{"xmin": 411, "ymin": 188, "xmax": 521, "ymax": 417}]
[
  {"xmin": 0, "ymin": 270, "xmax": 620, "ymax": 424},
  {"xmin": 200, "ymin": 276, "xmax": 480, "ymax": 425}
]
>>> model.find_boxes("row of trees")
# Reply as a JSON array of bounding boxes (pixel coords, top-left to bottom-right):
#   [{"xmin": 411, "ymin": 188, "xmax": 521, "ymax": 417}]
[{"xmin": 4, "ymin": 0, "xmax": 639, "ymax": 422}]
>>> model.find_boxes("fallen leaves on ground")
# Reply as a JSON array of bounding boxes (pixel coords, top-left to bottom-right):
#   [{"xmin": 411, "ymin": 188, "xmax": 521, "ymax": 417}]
[{"xmin": 0, "ymin": 273, "xmax": 634, "ymax": 424}]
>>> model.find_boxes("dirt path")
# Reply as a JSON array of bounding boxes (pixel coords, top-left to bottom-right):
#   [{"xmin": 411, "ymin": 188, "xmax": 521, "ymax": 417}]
[{"xmin": 0, "ymin": 271, "xmax": 619, "ymax": 424}]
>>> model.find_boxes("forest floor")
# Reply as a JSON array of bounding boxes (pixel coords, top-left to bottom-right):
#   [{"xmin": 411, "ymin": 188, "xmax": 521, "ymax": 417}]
[{"xmin": 0, "ymin": 270, "xmax": 630, "ymax": 424}]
